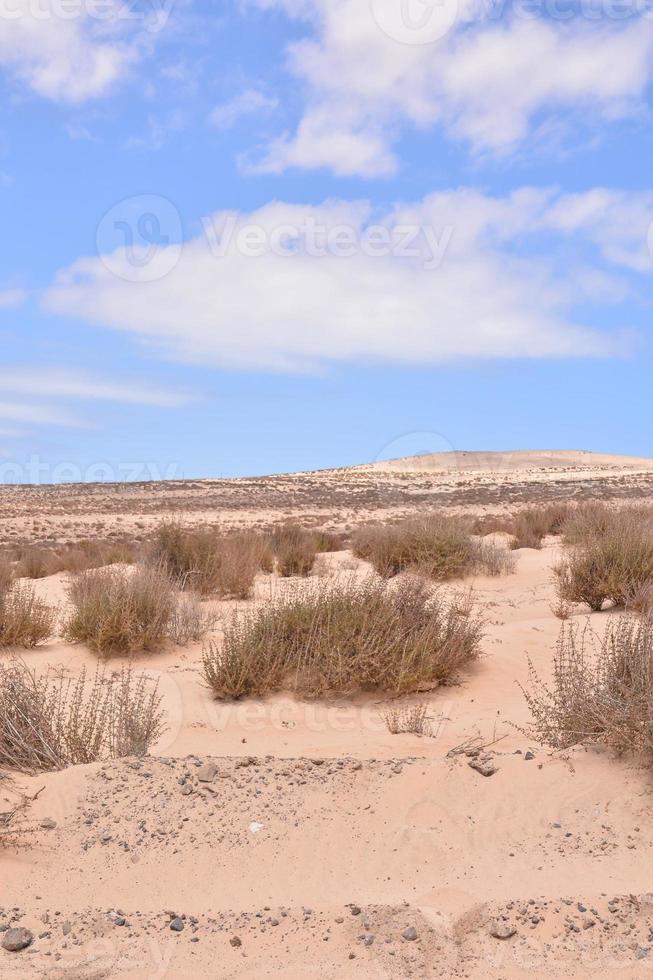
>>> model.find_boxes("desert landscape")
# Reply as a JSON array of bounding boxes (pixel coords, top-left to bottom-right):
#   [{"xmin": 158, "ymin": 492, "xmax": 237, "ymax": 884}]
[{"xmin": 2, "ymin": 451, "xmax": 653, "ymax": 978}]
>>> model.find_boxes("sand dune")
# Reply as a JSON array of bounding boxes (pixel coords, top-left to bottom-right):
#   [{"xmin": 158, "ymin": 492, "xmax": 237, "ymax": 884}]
[{"xmin": 3, "ymin": 539, "xmax": 653, "ymax": 977}]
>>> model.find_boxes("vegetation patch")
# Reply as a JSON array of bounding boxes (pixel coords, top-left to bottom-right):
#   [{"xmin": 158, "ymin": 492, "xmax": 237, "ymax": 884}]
[{"xmin": 202, "ymin": 576, "xmax": 483, "ymax": 700}]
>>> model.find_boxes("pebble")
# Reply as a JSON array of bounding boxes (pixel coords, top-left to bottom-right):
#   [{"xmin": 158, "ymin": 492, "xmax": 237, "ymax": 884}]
[
  {"xmin": 402, "ymin": 927, "xmax": 418, "ymax": 941},
  {"xmin": 170, "ymin": 918, "xmax": 185, "ymax": 932}
]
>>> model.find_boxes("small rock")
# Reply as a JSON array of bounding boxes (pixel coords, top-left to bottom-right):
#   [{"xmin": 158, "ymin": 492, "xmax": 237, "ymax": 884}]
[
  {"xmin": 40, "ymin": 818, "xmax": 57, "ymax": 830},
  {"xmin": 524, "ymin": 751, "xmax": 535, "ymax": 761},
  {"xmin": 637, "ymin": 948, "xmax": 650, "ymax": 960},
  {"xmin": 402, "ymin": 927, "xmax": 418, "ymax": 942},
  {"xmin": 2, "ymin": 928, "xmax": 33, "ymax": 952},
  {"xmin": 197, "ymin": 763, "xmax": 219, "ymax": 783},
  {"xmin": 490, "ymin": 920, "xmax": 516, "ymax": 940},
  {"xmin": 363, "ymin": 934, "xmax": 375, "ymax": 946},
  {"xmin": 170, "ymin": 918, "xmax": 184, "ymax": 932},
  {"xmin": 469, "ymin": 758, "xmax": 497, "ymax": 778},
  {"xmin": 350, "ymin": 906, "xmax": 362, "ymax": 916},
  {"xmin": 229, "ymin": 936, "xmax": 242, "ymax": 948},
  {"xmin": 61, "ymin": 921, "xmax": 72, "ymax": 936}
]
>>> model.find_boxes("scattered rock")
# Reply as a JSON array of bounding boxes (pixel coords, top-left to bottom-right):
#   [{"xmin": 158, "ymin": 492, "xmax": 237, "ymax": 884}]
[
  {"xmin": 490, "ymin": 920, "xmax": 516, "ymax": 940},
  {"xmin": 229, "ymin": 936, "xmax": 242, "ymax": 948},
  {"xmin": 402, "ymin": 926, "xmax": 418, "ymax": 941},
  {"xmin": 2, "ymin": 928, "xmax": 33, "ymax": 952},
  {"xmin": 40, "ymin": 818, "xmax": 57, "ymax": 830},
  {"xmin": 170, "ymin": 918, "xmax": 184, "ymax": 932}
]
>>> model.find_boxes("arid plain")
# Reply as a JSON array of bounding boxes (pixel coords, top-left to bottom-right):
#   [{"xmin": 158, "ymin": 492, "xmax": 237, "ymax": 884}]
[{"xmin": 3, "ymin": 450, "xmax": 653, "ymax": 979}]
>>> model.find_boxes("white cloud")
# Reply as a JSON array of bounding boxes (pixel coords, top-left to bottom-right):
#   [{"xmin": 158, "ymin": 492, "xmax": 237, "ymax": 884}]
[
  {"xmin": 0, "ymin": 1, "xmax": 151, "ymax": 103},
  {"xmin": 250, "ymin": 1, "xmax": 653, "ymax": 174},
  {"xmin": 210, "ymin": 88, "xmax": 279, "ymax": 130},
  {"xmin": 0, "ymin": 369, "xmax": 191, "ymax": 407},
  {"xmin": 0, "ymin": 401, "xmax": 82, "ymax": 426},
  {"xmin": 42, "ymin": 188, "xmax": 641, "ymax": 372},
  {"xmin": 0, "ymin": 288, "xmax": 26, "ymax": 308}
]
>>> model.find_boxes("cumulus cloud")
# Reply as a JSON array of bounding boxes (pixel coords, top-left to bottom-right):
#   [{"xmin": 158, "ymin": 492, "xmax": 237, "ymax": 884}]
[
  {"xmin": 249, "ymin": 0, "xmax": 653, "ymax": 174},
  {"xmin": 0, "ymin": 0, "xmax": 166, "ymax": 103},
  {"xmin": 42, "ymin": 188, "xmax": 646, "ymax": 372}
]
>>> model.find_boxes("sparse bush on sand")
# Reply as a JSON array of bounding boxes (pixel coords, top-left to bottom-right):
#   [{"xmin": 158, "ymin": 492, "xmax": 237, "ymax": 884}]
[
  {"xmin": 272, "ymin": 524, "xmax": 318, "ymax": 577},
  {"xmin": 149, "ymin": 522, "xmax": 265, "ymax": 597},
  {"xmin": 555, "ymin": 508, "xmax": 653, "ymax": 612},
  {"xmin": 509, "ymin": 504, "xmax": 572, "ymax": 550},
  {"xmin": 65, "ymin": 564, "xmax": 176, "ymax": 655},
  {"xmin": 64, "ymin": 564, "xmax": 215, "ymax": 655},
  {"xmin": 202, "ymin": 577, "xmax": 483, "ymax": 700},
  {"xmin": 0, "ymin": 583, "xmax": 55, "ymax": 649},
  {"xmin": 521, "ymin": 618, "xmax": 653, "ymax": 756},
  {"xmin": 0, "ymin": 659, "xmax": 164, "ymax": 773},
  {"xmin": 352, "ymin": 515, "xmax": 513, "ymax": 580}
]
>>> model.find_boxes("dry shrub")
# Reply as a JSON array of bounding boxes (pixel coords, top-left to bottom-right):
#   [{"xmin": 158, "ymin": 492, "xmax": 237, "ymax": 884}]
[
  {"xmin": 272, "ymin": 524, "xmax": 317, "ymax": 577},
  {"xmin": 313, "ymin": 530, "xmax": 344, "ymax": 553},
  {"xmin": 561, "ymin": 502, "xmax": 614, "ymax": 546},
  {"xmin": 352, "ymin": 515, "xmax": 513, "ymax": 580},
  {"xmin": 381, "ymin": 702, "xmax": 435, "ymax": 736},
  {"xmin": 202, "ymin": 576, "xmax": 483, "ymax": 700},
  {"xmin": 56, "ymin": 539, "xmax": 138, "ymax": 574},
  {"xmin": 0, "ymin": 659, "xmax": 164, "ymax": 773},
  {"xmin": 149, "ymin": 523, "xmax": 263, "ymax": 597},
  {"xmin": 510, "ymin": 504, "xmax": 572, "ymax": 550},
  {"xmin": 626, "ymin": 581, "xmax": 653, "ymax": 618},
  {"xmin": 0, "ymin": 555, "xmax": 12, "ymax": 594},
  {"xmin": 65, "ymin": 564, "xmax": 176, "ymax": 656},
  {"xmin": 555, "ymin": 509, "xmax": 653, "ymax": 612},
  {"xmin": 521, "ymin": 618, "xmax": 653, "ymax": 756},
  {"xmin": 17, "ymin": 546, "xmax": 54, "ymax": 579},
  {"xmin": 0, "ymin": 583, "xmax": 55, "ymax": 648},
  {"xmin": 168, "ymin": 593, "xmax": 218, "ymax": 645}
]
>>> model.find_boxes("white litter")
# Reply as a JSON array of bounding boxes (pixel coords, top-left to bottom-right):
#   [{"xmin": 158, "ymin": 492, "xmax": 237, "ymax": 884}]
[{"xmin": 249, "ymin": 821, "xmax": 264, "ymax": 834}]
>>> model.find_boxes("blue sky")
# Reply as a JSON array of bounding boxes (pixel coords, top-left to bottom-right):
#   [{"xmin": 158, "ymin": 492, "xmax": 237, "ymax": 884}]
[{"xmin": 1, "ymin": 0, "xmax": 653, "ymax": 480}]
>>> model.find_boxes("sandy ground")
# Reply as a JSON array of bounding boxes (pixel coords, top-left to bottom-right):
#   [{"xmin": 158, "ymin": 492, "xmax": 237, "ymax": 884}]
[{"xmin": 3, "ymin": 531, "xmax": 653, "ymax": 978}]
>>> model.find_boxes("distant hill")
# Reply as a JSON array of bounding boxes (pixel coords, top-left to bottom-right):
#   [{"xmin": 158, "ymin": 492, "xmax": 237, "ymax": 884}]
[{"xmin": 357, "ymin": 450, "xmax": 653, "ymax": 474}]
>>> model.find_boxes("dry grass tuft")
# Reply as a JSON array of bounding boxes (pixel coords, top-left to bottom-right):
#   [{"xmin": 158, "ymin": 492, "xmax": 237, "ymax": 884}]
[
  {"xmin": 353, "ymin": 515, "xmax": 513, "ymax": 580},
  {"xmin": 65, "ymin": 564, "xmax": 176, "ymax": 656},
  {"xmin": 521, "ymin": 618, "xmax": 653, "ymax": 756},
  {"xmin": 0, "ymin": 583, "xmax": 56, "ymax": 648},
  {"xmin": 0, "ymin": 659, "xmax": 164, "ymax": 773},
  {"xmin": 202, "ymin": 576, "xmax": 483, "ymax": 700},
  {"xmin": 272, "ymin": 524, "xmax": 317, "ymax": 577},
  {"xmin": 381, "ymin": 702, "xmax": 436, "ymax": 736},
  {"xmin": 555, "ymin": 508, "xmax": 653, "ymax": 612}
]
